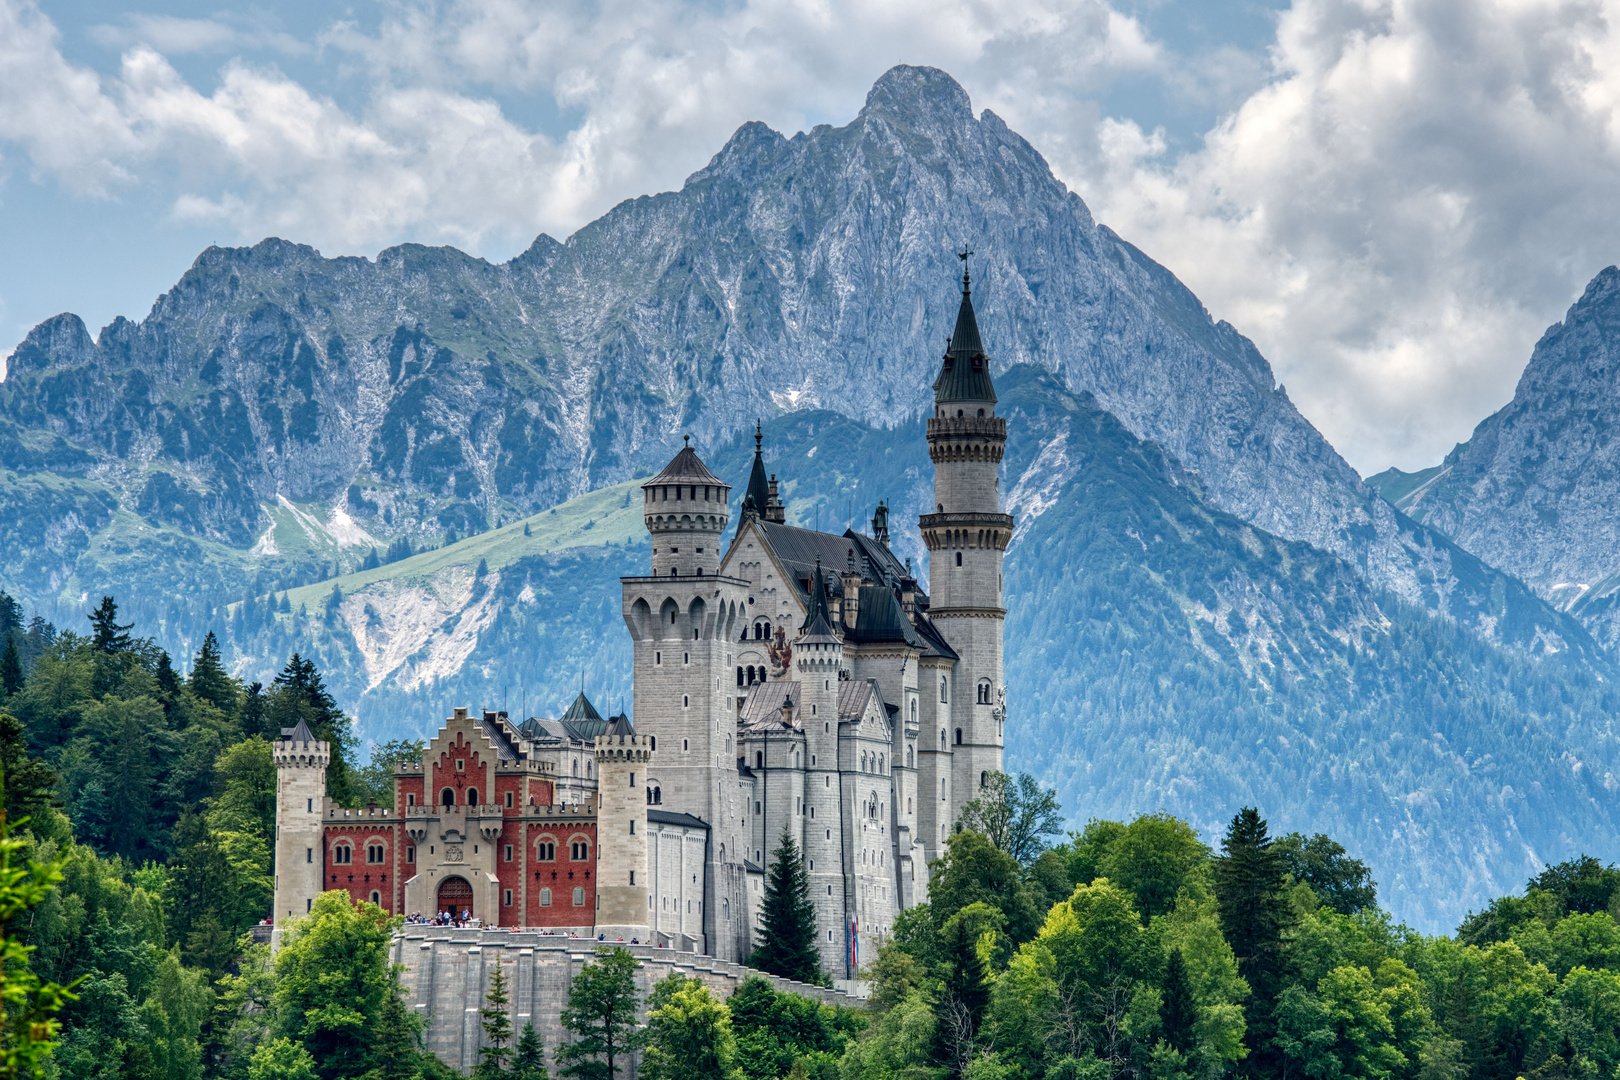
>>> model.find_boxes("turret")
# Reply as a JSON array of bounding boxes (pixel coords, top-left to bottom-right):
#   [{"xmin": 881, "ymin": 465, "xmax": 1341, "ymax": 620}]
[
  {"xmin": 643, "ymin": 437, "xmax": 730, "ymax": 578},
  {"xmin": 593, "ymin": 714, "xmax": 654, "ymax": 942},
  {"xmin": 795, "ymin": 561, "xmax": 847, "ymax": 971},
  {"xmin": 273, "ymin": 719, "xmax": 330, "ymax": 938}
]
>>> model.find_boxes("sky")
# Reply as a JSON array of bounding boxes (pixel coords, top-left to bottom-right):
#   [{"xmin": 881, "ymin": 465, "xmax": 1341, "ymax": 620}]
[{"xmin": 3, "ymin": 0, "xmax": 1620, "ymax": 475}]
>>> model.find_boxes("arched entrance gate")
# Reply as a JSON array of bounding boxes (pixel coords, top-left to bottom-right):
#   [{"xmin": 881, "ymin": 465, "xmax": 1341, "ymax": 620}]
[{"xmin": 437, "ymin": 876, "xmax": 473, "ymax": 919}]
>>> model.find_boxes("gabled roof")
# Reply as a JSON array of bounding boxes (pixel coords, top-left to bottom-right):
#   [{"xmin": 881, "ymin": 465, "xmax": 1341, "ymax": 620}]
[
  {"xmin": 478, "ymin": 715, "xmax": 520, "ymax": 761},
  {"xmin": 837, "ymin": 678, "xmax": 888, "ymax": 723},
  {"xmin": 934, "ymin": 270, "xmax": 997, "ymax": 404},
  {"xmin": 738, "ymin": 680, "xmax": 805, "ymax": 730},
  {"xmin": 646, "ymin": 439, "xmax": 724, "ymax": 487},
  {"xmin": 757, "ymin": 522, "xmax": 855, "ymax": 602}
]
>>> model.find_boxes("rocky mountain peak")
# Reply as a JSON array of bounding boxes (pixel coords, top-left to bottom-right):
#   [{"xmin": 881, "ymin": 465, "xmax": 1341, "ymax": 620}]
[{"xmin": 860, "ymin": 64, "xmax": 976, "ymax": 124}]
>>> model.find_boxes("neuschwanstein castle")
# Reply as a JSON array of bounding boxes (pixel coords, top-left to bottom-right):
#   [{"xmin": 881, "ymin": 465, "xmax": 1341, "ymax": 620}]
[{"xmin": 272, "ymin": 269, "xmax": 1013, "ymax": 982}]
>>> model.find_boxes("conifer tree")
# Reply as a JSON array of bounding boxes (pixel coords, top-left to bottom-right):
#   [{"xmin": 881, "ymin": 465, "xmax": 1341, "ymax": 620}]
[
  {"xmin": 933, "ymin": 910, "xmax": 990, "ymax": 1076},
  {"xmin": 556, "ymin": 947, "xmax": 641, "ymax": 1080},
  {"xmin": 188, "ymin": 632, "xmax": 238, "ymax": 717},
  {"xmin": 477, "ymin": 962, "xmax": 515, "ymax": 1080},
  {"xmin": 512, "ymin": 1023, "xmax": 549, "ymax": 1080},
  {"xmin": 1160, "ymin": 946, "xmax": 1197, "ymax": 1054},
  {"xmin": 154, "ymin": 651, "xmax": 181, "ymax": 718},
  {"xmin": 750, "ymin": 831, "xmax": 823, "ymax": 985},
  {"xmin": 365, "ymin": 982, "xmax": 425, "ymax": 1080},
  {"xmin": 1213, "ymin": 806, "xmax": 1294, "ymax": 1068},
  {"xmin": 88, "ymin": 596, "xmax": 132, "ymax": 654},
  {"xmin": 0, "ymin": 637, "xmax": 20, "ymax": 699}
]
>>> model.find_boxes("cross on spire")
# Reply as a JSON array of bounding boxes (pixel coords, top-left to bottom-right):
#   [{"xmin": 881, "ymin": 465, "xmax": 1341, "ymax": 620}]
[{"xmin": 957, "ymin": 247, "xmax": 973, "ymax": 290}]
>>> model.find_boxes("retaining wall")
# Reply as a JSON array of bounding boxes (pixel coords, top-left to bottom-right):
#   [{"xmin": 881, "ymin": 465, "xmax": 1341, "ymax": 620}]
[{"xmin": 392, "ymin": 926, "xmax": 855, "ymax": 1074}]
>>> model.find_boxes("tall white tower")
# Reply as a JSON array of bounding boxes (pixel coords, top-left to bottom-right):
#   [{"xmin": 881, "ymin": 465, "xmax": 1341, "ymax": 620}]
[
  {"xmin": 919, "ymin": 261, "xmax": 1013, "ymax": 844},
  {"xmin": 622, "ymin": 440, "xmax": 752, "ymax": 960},
  {"xmin": 794, "ymin": 565, "xmax": 848, "ymax": 975},
  {"xmin": 593, "ymin": 714, "xmax": 653, "ymax": 941},
  {"xmin": 273, "ymin": 719, "xmax": 329, "ymax": 936}
]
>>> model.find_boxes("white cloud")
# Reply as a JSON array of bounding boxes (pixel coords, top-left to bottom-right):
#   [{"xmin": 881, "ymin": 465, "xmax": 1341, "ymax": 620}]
[{"xmin": 1063, "ymin": 0, "xmax": 1620, "ymax": 471}]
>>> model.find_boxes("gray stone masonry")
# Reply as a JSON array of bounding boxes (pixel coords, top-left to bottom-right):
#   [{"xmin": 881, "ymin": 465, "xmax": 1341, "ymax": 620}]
[{"xmin": 393, "ymin": 926, "xmax": 855, "ymax": 1076}]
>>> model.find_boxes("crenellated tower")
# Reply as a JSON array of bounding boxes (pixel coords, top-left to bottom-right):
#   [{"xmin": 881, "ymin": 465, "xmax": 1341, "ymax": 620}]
[
  {"xmin": 919, "ymin": 260, "xmax": 1013, "ymax": 856},
  {"xmin": 273, "ymin": 719, "xmax": 329, "ymax": 939},
  {"xmin": 593, "ymin": 714, "xmax": 654, "ymax": 941},
  {"xmin": 622, "ymin": 440, "xmax": 753, "ymax": 960}
]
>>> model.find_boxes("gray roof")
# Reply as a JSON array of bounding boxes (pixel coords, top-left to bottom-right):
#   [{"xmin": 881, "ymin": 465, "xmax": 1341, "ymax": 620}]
[
  {"xmin": 646, "ymin": 442, "xmax": 725, "ymax": 487},
  {"xmin": 605, "ymin": 712, "xmax": 634, "ymax": 737},
  {"xmin": 800, "ymin": 559, "xmax": 839, "ymax": 641},
  {"xmin": 738, "ymin": 681, "xmax": 804, "ymax": 730},
  {"xmin": 744, "ymin": 424, "xmax": 771, "ymax": 513},
  {"xmin": 912, "ymin": 613, "xmax": 960, "ymax": 661},
  {"xmin": 648, "ymin": 809, "xmax": 709, "ymax": 830},
  {"xmin": 757, "ymin": 522, "xmax": 854, "ymax": 601},
  {"xmin": 280, "ymin": 718, "xmax": 316, "ymax": 742},
  {"xmin": 837, "ymin": 679, "xmax": 887, "ymax": 722},
  {"xmin": 848, "ymin": 585, "xmax": 926, "ymax": 648},
  {"xmin": 934, "ymin": 273, "xmax": 997, "ymax": 404}
]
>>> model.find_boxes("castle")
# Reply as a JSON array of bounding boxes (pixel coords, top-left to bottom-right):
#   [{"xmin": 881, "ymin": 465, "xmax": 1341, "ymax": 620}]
[{"xmin": 273, "ymin": 267, "xmax": 1013, "ymax": 981}]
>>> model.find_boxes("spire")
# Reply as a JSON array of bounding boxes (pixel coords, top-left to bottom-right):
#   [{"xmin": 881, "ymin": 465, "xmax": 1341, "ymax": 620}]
[
  {"xmin": 801, "ymin": 557, "xmax": 838, "ymax": 639},
  {"xmin": 561, "ymin": 691, "xmax": 603, "ymax": 722},
  {"xmin": 871, "ymin": 500, "xmax": 890, "ymax": 545},
  {"xmin": 744, "ymin": 420, "xmax": 771, "ymax": 517},
  {"xmin": 933, "ymin": 251, "xmax": 997, "ymax": 405}
]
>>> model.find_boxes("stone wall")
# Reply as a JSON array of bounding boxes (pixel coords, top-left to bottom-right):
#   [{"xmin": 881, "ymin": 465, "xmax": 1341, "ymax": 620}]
[{"xmin": 393, "ymin": 926, "xmax": 856, "ymax": 1075}]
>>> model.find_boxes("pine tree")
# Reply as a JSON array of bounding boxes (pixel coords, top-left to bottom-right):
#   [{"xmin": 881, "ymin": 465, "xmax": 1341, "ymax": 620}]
[
  {"xmin": 750, "ymin": 831, "xmax": 823, "ymax": 985},
  {"xmin": 477, "ymin": 962, "xmax": 515, "ymax": 1080},
  {"xmin": 89, "ymin": 596, "xmax": 132, "ymax": 654},
  {"xmin": 154, "ymin": 651, "xmax": 181, "ymax": 719},
  {"xmin": 1213, "ymin": 806, "xmax": 1294, "ymax": 1068},
  {"xmin": 556, "ymin": 947, "xmax": 641, "ymax": 1080},
  {"xmin": 0, "ymin": 591, "xmax": 20, "ymax": 639},
  {"xmin": 933, "ymin": 911, "xmax": 990, "ymax": 1076},
  {"xmin": 1160, "ymin": 946, "xmax": 1197, "ymax": 1054},
  {"xmin": 189, "ymin": 632, "xmax": 238, "ymax": 717},
  {"xmin": 512, "ymin": 1023, "xmax": 549, "ymax": 1080},
  {"xmin": 367, "ymin": 982, "xmax": 425, "ymax": 1080},
  {"xmin": 0, "ymin": 636, "xmax": 20, "ymax": 698}
]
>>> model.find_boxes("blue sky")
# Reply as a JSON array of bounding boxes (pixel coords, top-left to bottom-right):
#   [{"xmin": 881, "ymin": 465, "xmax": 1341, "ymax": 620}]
[{"xmin": 4, "ymin": 0, "xmax": 1620, "ymax": 474}]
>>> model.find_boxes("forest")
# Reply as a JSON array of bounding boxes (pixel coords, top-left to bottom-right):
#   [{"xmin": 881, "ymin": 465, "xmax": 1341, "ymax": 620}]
[{"xmin": 1, "ymin": 592, "xmax": 1618, "ymax": 1080}]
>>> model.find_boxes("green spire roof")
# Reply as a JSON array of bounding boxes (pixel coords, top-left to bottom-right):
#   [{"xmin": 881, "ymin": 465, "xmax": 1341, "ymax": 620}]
[
  {"xmin": 561, "ymin": 692, "xmax": 603, "ymax": 723},
  {"xmin": 933, "ymin": 263, "xmax": 997, "ymax": 404}
]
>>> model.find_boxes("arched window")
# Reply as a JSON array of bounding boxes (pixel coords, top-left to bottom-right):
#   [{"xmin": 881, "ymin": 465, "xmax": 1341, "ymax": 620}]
[
  {"xmin": 573, "ymin": 887, "xmax": 585, "ymax": 906},
  {"xmin": 647, "ymin": 787, "xmax": 654, "ymax": 804},
  {"xmin": 940, "ymin": 729, "xmax": 946, "ymax": 750},
  {"xmin": 755, "ymin": 751, "xmax": 764, "ymax": 769},
  {"xmin": 466, "ymin": 787, "xmax": 479, "ymax": 806},
  {"xmin": 540, "ymin": 887, "xmax": 553, "ymax": 906},
  {"xmin": 649, "ymin": 735, "xmax": 656, "ymax": 751},
  {"xmin": 906, "ymin": 745, "xmax": 914, "ymax": 767},
  {"xmin": 980, "ymin": 770, "xmax": 989, "ymax": 788},
  {"xmin": 332, "ymin": 843, "xmax": 352, "ymax": 864},
  {"xmin": 570, "ymin": 839, "xmax": 590, "ymax": 861},
  {"xmin": 370, "ymin": 890, "xmax": 381, "ymax": 904},
  {"xmin": 879, "ymin": 754, "xmax": 885, "ymax": 773},
  {"xmin": 954, "ymin": 728, "xmax": 963, "ymax": 745},
  {"xmin": 653, "ymin": 787, "xmax": 662, "ymax": 804},
  {"xmin": 910, "ymin": 700, "xmax": 917, "ymax": 724},
  {"xmin": 367, "ymin": 843, "xmax": 385, "ymax": 863},
  {"xmin": 977, "ymin": 408, "xmax": 985, "ymax": 417},
  {"xmin": 955, "ymin": 551, "xmax": 963, "ymax": 566},
  {"xmin": 737, "ymin": 667, "xmax": 744, "ymax": 686},
  {"xmin": 441, "ymin": 788, "xmax": 456, "ymax": 806},
  {"xmin": 940, "ymin": 676, "xmax": 948, "ymax": 703},
  {"xmin": 536, "ymin": 839, "xmax": 556, "ymax": 860}
]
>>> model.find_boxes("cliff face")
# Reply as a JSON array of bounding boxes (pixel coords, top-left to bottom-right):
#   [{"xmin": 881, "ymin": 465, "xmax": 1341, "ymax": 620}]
[
  {"xmin": 1371, "ymin": 267, "xmax": 1620, "ymax": 647},
  {"xmin": 0, "ymin": 65, "xmax": 1577, "ymax": 654}
]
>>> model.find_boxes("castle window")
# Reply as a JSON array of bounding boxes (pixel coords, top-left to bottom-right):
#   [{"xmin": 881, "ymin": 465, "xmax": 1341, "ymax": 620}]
[
  {"xmin": 407, "ymin": 793, "xmax": 415, "ymax": 807},
  {"xmin": 537, "ymin": 840, "xmax": 556, "ymax": 860},
  {"xmin": 367, "ymin": 843, "xmax": 385, "ymax": 863},
  {"xmin": 955, "ymin": 551, "xmax": 963, "ymax": 566},
  {"xmin": 941, "ymin": 677, "xmax": 948, "ymax": 703},
  {"xmin": 907, "ymin": 746, "xmax": 913, "ymax": 767},
  {"xmin": 879, "ymin": 754, "xmax": 885, "ymax": 773},
  {"xmin": 573, "ymin": 887, "xmax": 586, "ymax": 906},
  {"xmin": 978, "ymin": 408, "xmax": 985, "ymax": 417},
  {"xmin": 456, "ymin": 759, "xmax": 465, "ymax": 771},
  {"xmin": 683, "ymin": 695, "xmax": 690, "ymax": 707},
  {"xmin": 540, "ymin": 887, "xmax": 552, "ymax": 906},
  {"xmin": 980, "ymin": 771, "xmax": 988, "ymax": 788},
  {"xmin": 406, "ymin": 847, "xmax": 415, "ymax": 863},
  {"xmin": 306, "ymin": 848, "xmax": 312, "ymax": 863},
  {"xmin": 955, "ymin": 728, "xmax": 963, "ymax": 745},
  {"xmin": 467, "ymin": 788, "xmax": 479, "ymax": 806},
  {"xmin": 332, "ymin": 844, "xmax": 352, "ymax": 864},
  {"xmin": 371, "ymin": 890, "xmax": 381, "ymax": 905},
  {"xmin": 503, "ymin": 889, "xmax": 513, "ymax": 906},
  {"xmin": 756, "ymin": 751, "xmax": 763, "ymax": 769},
  {"xmin": 503, "ymin": 845, "xmax": 513, "ymax": 861},
  {"xmin": 630, "ymin": 821, "xmax": 635, "ymax": 835},
  {"xmin": 571, "ymin": 839, "xmax": 590, "ymax": 860},
  {"xmin": 737, "ymin": 667, "xmax": 744, "ymax": 686},
  {"xmin": 505, "ymin": 791, "xmax": 514, "ymax": 808},
  {"xmin": 649, "ymin": 736, "xmax": 656, "ymax": 750}
]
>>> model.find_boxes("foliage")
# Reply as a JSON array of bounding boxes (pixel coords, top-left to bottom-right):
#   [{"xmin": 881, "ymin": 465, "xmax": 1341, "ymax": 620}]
[
  {"xmin": 640, "ymin": 975, "xmax": 742, "ymax": 1080},
  {"xmin": 956, "ymin": 773, "xmax": 1064, "ymax": 868},
  {"xmin": 730, "ymin": 976, "xmax": 863, "ymax": 1080},
  {"xmin": 272, "ymin": 891, "xmax": 399, "ymax": 1080},
  {"xmin": 476, "ymin": 962, "xmax": 515, "ymax": 1080},
  {"xmin": 556, "ymin": 948, "xmax": 641, "ymax": 1080},
  {"xmin": 512, "ymin": 1023, "xmax": 549, "ymax": 1080},
  {"xmin": 752, "ymin": 831, "xmax": 825, "ymax": 986},
  {"xmin": 1276, "ymin": 833, "xmax": 1379, "ymax": 916}
]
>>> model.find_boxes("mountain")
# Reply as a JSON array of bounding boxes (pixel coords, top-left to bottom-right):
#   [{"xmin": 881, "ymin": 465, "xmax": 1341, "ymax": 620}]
[
  {"xmin": 1369, "ymin": 267, "xmax": 1620, "ymax": 650},
  {"xmin": 222, "ymin": 368, "xmax": 1620, "ymax": 932},
  {"xmin": 0, "ymin": 66, "xmax": 1584, "ymax": 659}
]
